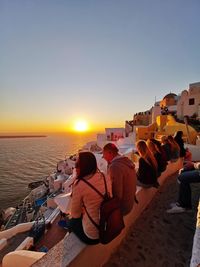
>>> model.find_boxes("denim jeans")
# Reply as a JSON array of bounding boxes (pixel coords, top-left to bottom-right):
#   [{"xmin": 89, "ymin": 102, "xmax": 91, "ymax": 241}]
[{"xmin": 177, "ymin": 170, "xmax": 200, "ymax": 208}]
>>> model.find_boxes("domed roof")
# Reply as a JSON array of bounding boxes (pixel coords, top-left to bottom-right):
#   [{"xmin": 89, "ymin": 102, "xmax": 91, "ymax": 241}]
[{"xmin": 163, "ymin": 93, "xmax": 177, "ymax": 100}]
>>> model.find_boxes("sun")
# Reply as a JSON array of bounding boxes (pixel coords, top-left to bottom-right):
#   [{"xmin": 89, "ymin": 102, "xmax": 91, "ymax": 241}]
[{"xmin": 74, "ymin": 120, "xmax": 89, "ymax": 132}]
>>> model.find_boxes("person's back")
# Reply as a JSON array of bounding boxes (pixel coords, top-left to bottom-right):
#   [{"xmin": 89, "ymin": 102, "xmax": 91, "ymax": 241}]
[
  {"xmin": 68, "ymin": 151, "xmax": 111, "ymax": 245},
  {"xmin": 137, "ymin": 156, "xmax": 158, "ymax": 185},
  {"xmin": 103, "ymin": 143, "xmax": 136, "ymax": 216},
  {"xmin": 174, "ymin": 131, "xmax": 186, "ymax": 158},
  {"xmin": 71, "ymin": 171, "xmax": 110, "ymax": 239},
  {"xmin": 161, "ymin": 135, "xmax": 171, "ymax": 161},
  {"xmin": 136, "ymin": 140, "xmax": 158, "ymax": 188},
  {"xmin": 108, "ymin": 156, "xmax": 136, "ymax": 215},
  {"xmin": 150, "ymin": 138, "xmax": 168, "ymax": 164},
  {"xmin": 154, "ymin": 151, "xmax": 167, "ymax": 175},
  {"xmin": 167, "ymin": 135, "xmax": 180, "ymax": 162},
  {"xmin": 147, "ymin": 139, "xmax": 167, "ymax": 175}
]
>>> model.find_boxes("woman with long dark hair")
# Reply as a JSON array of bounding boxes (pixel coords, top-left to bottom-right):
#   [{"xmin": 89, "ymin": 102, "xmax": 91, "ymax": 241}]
[
  {"xmin": 174, "ymin": 131, "xmax": 186, "ymax": 158},
  {"xmin": 66, "ymin": 151, "xmax": 111, "ymax": 244},
  {"xmin": 167, "ymin": 135, "xmax": 180, "ymax": 162}
]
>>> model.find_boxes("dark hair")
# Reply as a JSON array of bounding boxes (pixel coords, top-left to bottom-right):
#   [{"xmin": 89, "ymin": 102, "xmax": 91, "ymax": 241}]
[
  {"xmin": 103, "ymin": 143, "xmax": 119, "ymax": 154},
  {"xmin": 174, "ymin": 131, "xmax": 183, "ymax": 140},
  {"xmin": 150, "ymin": 138, "xmax": 162, "ymax": 152},
  {"xmin": 76, "ymin": 151, "xmax": 97, "ymax": 179},
  {"xmin": 150, "ymin": 138, "xmax": 161, "ymax": 147}
]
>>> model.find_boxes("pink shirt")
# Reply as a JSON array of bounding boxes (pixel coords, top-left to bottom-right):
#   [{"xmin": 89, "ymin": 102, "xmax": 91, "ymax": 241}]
[{"xmin": 70, "ymin": 172, "xmax": 111, "ymax": 239}]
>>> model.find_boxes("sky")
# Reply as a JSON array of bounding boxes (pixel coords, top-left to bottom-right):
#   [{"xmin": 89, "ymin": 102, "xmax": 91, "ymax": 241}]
[{"xmin": 1, "ymin": 0, "xmax": 200, "ymax": 134}]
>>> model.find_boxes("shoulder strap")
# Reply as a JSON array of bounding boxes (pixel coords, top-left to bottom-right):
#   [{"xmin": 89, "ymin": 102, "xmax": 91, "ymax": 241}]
[
  {"xmin": 81, "ymin": 171, "xmax": 108, "ymax": 230},
  {"xmin": 81, "ymin": 171, "xmax": 108, "ymax": 199},
  {"xmin": 82, "ymin": 202, "xmax": 99, "ymax": 229}
]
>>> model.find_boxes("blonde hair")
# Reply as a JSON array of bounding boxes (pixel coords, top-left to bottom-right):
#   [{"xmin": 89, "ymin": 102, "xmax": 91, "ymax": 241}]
[{"xmin": 136, "ymin": 140, "xmax": 158, "ymax": 170}]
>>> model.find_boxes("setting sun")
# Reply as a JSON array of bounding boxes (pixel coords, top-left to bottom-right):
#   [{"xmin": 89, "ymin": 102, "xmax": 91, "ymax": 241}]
[{"xmin": 74, "ymin": 120, "xmax": 89, "ymax": 132}]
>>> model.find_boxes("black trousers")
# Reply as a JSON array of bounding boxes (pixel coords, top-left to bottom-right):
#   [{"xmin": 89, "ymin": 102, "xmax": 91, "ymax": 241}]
[
  {"xmin": 69, "ymin": 217, "xmax": 99, "ymax": 245},
  {"xmin": 178, "ymin": 170, "xmax": 200, "ymax": 208}
]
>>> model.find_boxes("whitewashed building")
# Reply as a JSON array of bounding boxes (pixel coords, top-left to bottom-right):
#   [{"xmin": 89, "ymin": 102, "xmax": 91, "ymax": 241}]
[{"xmin": 177, "ymin": 82, "xmax": 200, "ymax": 120}]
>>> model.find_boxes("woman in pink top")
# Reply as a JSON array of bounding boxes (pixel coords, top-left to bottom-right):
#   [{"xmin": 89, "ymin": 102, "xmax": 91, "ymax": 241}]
[{"xmin": 67, "ymin": 151, "xmax": 110, "ymax": 244}]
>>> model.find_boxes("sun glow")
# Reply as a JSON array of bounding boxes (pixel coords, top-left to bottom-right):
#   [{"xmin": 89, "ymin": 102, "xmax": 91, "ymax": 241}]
[{"xmin": 74, "ymin": 120, "xmax": 89, "ymax": 132}]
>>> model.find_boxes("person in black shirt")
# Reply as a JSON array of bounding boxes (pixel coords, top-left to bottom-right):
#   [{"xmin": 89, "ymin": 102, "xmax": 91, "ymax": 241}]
[
  {"xmin": 174, "ymin": 131, "xmax": 186, "ymax": 158},
  {"xmin": 136, "ymin": 140, "xmax": 158, "ymax": 188}
]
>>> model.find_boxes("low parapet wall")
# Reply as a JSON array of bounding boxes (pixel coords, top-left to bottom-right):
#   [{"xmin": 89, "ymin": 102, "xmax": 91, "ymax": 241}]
[
  {"xmin": 2, "ymin": 159, "xmax": 183, "ymax": 267},
  {"xmin": 190, "ymin": 199, "xmax": 200, "ymax": 267},
  {"xmin": 30, "ymin": 158, "xmax": 183, "ymax": 267}
]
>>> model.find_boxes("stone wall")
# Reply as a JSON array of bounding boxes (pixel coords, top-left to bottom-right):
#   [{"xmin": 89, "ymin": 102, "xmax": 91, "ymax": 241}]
[{"xmin": 31, "ymin": 159, "xmax": 183, "ymax": 267}]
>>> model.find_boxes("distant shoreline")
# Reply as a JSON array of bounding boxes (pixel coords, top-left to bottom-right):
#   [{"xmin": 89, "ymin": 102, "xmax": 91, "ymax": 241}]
[{"xmin": 0, "ymin": 135, "xmax": 47, "ymax": 139}]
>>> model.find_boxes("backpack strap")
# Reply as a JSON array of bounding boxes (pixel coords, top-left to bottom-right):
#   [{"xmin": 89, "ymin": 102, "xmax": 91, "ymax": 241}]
[
  {"xmin": 81, "ymin": 171, "xmax": 108, "ymax": 199},
  {"xmin": 81, "ymin": 171, "xmax": 108, "ymax": 230},
  {"xmin": 81, "ymin": 178, "xmax": 104, "ymax": 198},
  {"xmin": 82, "ymin": 202, "xmax": 99, "ymax": 229},
  {"xmin": 100, "ymin": 170, "xmax": 109, "ymax": 198}
]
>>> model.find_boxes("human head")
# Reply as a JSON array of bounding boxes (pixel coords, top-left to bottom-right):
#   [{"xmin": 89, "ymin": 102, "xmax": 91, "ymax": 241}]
[
  {"xmin": 136, "ymin": 140, "xmax": 158, "ymax": 169},
  {"xmin": 150, "ymin": 138, "xmax": 161, "ymax": 149},
  {"xmin": 103, "ymin": 143, "xmax": 119, "ymax": 163},
  {"xmin": 136, "ymin": 140, "xmax": 149, "ymax": 158},
  {"xmin": 161, "ymin": 135, "xmax": 168, "ymax": 144},
  {"xmin": 174, "ymin": 131, "xmax": 183, "ymax": 139},
  {"xmin": 146, "ymin": 139, "xmax": 158, "ymax": 154},
  {"xmin": 75, "ymin": 151, "xmax": 97, "ymax": 179}
]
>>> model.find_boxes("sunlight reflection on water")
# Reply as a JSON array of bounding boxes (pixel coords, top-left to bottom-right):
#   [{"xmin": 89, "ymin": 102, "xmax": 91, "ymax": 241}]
[{"xmin": 0, "ymin": 133, "xmax": 96, "ymax": 210}]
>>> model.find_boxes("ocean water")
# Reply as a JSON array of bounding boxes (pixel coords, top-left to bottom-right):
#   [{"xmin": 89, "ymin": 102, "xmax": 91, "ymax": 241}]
[{"xmin": 0, "ymin": 133, "xmax": 96, "ymax": 211}]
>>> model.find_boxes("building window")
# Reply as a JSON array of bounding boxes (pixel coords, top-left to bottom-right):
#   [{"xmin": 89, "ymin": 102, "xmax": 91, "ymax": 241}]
[{"xmin": 189, "ymin": 98, "xmax": 195, "ymax": 105}]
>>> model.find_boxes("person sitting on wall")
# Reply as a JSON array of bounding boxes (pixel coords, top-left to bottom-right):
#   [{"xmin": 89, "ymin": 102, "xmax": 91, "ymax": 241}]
[
  {"xmin": 62, "ymin": 151, "xmax": 111, "ymax": 245},
  {"xmin": 174, "ymin": 130, "xmax": 186, "ymax": 158},
  {"xmin": 184, "ymin": 147, "xmax": 192, "ymax": 163},
  {"xmin": 150, "ymin": 138, "xmax": 168, "ymax": 164},
  {"xmin": 167, "ymin": 135, "xmax": 180, "ymax": 162},
  {"xmin": 136, "ymin": 140, "xmax": 159, "ymax": 188},
  {"xmin": 103, "ymin": 143, "xmax": 136, "ymax": 216},
  {"xmin": 146, "ymin": 139, "xmax": 167, "ymax": 176},
  {"xmin": 167, "ymin": 161, "xmax": 200, "ymax": 213},
  {"xmin": 161, "ymin": 135, "xmax": 171, "ymax": 161}
]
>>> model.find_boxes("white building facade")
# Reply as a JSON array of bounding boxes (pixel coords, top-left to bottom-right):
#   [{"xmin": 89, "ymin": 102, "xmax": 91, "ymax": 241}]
[{"xmin": 177, "ymin": 82, "xmax": 200, "ymax": 120}]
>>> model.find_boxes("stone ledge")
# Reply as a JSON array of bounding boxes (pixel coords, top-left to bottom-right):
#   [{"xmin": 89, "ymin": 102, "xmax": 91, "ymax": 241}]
[
  {"xmin": 31, "ymin": 159, "xmax": 182, "ymax": 267},
  {"xmin": 1, "ymin": 159, "xmax": 183, "ymax": 267},
  {"xmin": 2, "ymin": 250, "xmax": 46, "ymax": 267},
  {"xmin": 190, "ymin": 200, "xmax": 200, "ymax": 267}
]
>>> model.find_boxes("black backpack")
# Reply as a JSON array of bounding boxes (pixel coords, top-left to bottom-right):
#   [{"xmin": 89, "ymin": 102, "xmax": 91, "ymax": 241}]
[{"xmin": 82, "ymin": 173, "xmax": 125, "ymax": 244}]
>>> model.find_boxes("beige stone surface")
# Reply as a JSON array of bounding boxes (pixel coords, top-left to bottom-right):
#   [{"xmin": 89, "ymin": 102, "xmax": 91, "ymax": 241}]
[
  {"xmin": 2, "ymin": 250, "xmax": 45, "ymax": 267},
  {"xmin": 104, "ymin": 174, "xmax": 200, "ymax": 267}
]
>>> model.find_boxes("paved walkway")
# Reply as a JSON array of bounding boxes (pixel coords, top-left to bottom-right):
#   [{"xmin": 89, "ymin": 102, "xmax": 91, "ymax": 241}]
[{"xmin": 104, "ymin": 174, "xmax": 200, "ymax": 267}]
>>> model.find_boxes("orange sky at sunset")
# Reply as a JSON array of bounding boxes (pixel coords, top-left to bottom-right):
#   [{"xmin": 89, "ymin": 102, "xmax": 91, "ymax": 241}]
[
  {"xmin": 1, "ymin": 2, "xmax": 200, "ymax": 135},
  {"xmin": 0, "ymin": 116, "xmax": 115, "ymax": 134}
]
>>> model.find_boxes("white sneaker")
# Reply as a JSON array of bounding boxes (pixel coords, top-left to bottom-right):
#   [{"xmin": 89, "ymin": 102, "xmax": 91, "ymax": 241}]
[
  {"xmin": 166, "ymin": 204, "xmax": 189, "ymax": 214},
  {"xmin": 169, "ymin": 202, "xmax": 180, "ymax": 208}
]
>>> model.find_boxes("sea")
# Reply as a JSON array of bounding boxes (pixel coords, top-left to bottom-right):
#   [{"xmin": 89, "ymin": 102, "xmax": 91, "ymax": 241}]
[{"xmin": 0, "ymin": 133, "xmax": 96, "ymax": 211}]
